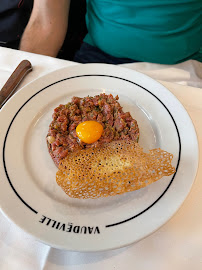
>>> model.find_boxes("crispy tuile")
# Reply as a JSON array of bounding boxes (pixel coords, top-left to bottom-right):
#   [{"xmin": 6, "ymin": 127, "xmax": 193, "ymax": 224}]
[{"xmin": 56, "ymin": 140, "xmax": 175, "ymax": 199}]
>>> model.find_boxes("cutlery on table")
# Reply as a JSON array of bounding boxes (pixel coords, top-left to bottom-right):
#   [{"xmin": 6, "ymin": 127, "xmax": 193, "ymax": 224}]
[{"xmin": 0, "ymin": 60, "xmax": 32, "ymax": 109}]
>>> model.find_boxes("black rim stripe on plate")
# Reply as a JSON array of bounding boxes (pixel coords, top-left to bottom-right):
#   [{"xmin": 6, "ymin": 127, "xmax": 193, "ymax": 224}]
[{"xmin": 2, "ymin": 74, "xmax": 181, "ymax": 226}]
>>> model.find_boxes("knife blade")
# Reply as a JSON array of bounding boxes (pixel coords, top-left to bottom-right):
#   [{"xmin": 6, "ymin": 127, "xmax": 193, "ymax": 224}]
[{"xmin": 0, "ymin": 60, "xmax": 32, "ymax": 109}]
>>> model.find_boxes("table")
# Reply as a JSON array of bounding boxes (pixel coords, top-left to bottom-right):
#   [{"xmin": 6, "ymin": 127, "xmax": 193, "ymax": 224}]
[{"xmin": 0, "ymin": 46, "xmax": 202, "ymax": 270}]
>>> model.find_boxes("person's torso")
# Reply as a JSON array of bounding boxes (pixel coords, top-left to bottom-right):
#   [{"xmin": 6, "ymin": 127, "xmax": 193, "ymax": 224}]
[
  {"xmin": 84, "ymin": 0, "xmax": 202, "ymax": 64},
  {"xmin": 0, "ymin": 0, "xmax": 33, "ymax": 47}
]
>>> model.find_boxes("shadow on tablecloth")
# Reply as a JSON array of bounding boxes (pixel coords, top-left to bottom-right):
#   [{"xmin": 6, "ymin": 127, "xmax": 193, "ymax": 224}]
[{"xmin": 46, "ymin": 245, "xmax": 129, "ymax": 266}]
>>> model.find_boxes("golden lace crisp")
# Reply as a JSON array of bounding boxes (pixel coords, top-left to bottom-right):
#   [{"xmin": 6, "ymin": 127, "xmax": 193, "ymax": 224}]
[{"xmin": 56, "ymin": 140, "xmax": 175, "ymax": 199}]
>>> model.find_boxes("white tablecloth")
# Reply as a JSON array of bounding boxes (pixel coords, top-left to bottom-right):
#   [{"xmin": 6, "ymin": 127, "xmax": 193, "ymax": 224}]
[{"xmin": 0, "ymin": 47, "xmax": 202, "ymax": 270}]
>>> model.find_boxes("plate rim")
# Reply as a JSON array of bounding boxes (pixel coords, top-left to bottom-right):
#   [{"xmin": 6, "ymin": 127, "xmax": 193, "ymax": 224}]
[{"xmin": 0, "ymin": 63, "xmax": 199, "ymax": 251}]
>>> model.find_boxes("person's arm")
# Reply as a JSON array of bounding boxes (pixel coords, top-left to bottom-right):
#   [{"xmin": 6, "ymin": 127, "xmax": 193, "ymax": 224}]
[{"xmin": 20, "ymin": 0, "xmax": 71, "ymax": 57}]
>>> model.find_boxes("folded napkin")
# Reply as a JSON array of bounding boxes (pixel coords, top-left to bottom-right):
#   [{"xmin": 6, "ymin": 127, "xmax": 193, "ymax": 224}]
[{"xmin": 122, "ymin": 60, "xmax": 202, "ymax": 88}]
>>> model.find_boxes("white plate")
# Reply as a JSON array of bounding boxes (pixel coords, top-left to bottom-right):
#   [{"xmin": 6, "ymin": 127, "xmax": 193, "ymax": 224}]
[{"xmin": 0, "ymin": 64, "xmax": 198, "ymax": 252}]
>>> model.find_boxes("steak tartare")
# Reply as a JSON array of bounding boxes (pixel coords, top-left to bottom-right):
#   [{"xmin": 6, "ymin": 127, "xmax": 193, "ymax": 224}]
[{"xmin": 46, "ymin": 94, "xmax": 139, "ymax": 166}]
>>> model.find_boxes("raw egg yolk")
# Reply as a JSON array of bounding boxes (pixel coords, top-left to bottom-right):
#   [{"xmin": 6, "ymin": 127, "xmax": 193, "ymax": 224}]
[{"xmin": 76, "ymin": 121, "xmax": 103, "ymax": 144}]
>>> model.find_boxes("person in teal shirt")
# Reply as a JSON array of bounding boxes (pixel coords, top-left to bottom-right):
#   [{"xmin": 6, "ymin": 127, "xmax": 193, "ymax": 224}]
[
  {"xmin": 19, "ymin": 0, "xmax": 202, "ymax": 64},
  {"xmin": 82, "ymin": 0, "xmax": 202, "ymax": 64}
]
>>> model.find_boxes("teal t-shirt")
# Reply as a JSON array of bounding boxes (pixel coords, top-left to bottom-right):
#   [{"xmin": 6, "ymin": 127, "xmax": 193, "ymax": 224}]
[{"xmin": 84, "ymin": 0, "xmax": 202, "ymax": 64}]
